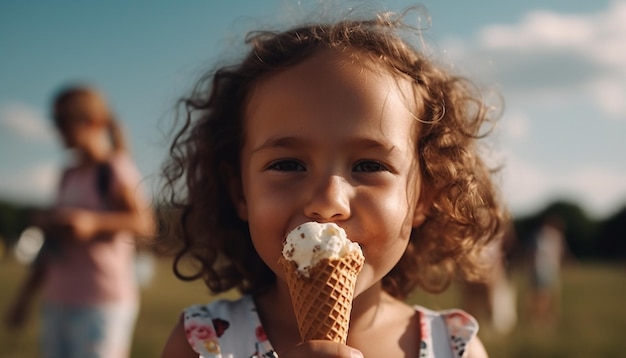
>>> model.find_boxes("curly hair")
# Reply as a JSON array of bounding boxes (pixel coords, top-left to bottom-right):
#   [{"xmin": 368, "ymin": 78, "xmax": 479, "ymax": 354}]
[{"xmin": 159, "ymin": 9, "xmax": 507, "ymax": 299}]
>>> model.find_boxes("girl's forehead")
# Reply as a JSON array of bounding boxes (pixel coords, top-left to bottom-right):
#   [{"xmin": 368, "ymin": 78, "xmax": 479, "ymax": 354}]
[
  {"xmin": 246, "ymin": 48, "xmax": 419, "ymax": 117},
  {"xmin": 243, "ymin": 49, "xmax": 420, "ymax": 149}
]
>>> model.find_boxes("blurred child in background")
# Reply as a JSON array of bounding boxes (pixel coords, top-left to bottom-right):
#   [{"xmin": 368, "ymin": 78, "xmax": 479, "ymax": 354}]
[
  {"xmin": 4, "ymin": 84, "xmax": 154, "ymax": 358},
  {"xmin": 527, "ymin": 215, "xmax": 567, "ymax": 326}
]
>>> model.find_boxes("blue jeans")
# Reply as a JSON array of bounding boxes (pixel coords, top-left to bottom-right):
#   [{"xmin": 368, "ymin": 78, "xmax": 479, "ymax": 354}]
[{"xmin": 40, "ymin": 301, "xmax": 138, "ymax": 358}]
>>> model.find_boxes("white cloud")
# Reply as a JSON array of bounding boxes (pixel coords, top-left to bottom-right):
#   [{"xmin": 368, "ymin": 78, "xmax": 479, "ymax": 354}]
[
  {"xmin": 479, "ymin": 11, "xmax": 593, "ymax": 50},
  {"xmin": 479, "ymin": 9, "xmax": 596, "ymax": 50},
  {"xmin": 0, "ymin": 163, "xmax": 59, "ymax": 205},
  {"xmin": 0, "ymin": 102, "xmax": 55, "ymax": 142},
  {"xmin": 439, "ymin": 1, "xmax": 626, "ymax": 218},
  {"xmin": 588, "ymin": 77, "xmax": 626, "ymax": 117},
  {"xmin": 501, "ymin": 112, "xmax": 530, "ymax": 142},
  {"xmin": 500, "ymin": 154, "xmax": 553, "ymax": 216},
  {"xmin": 562, "ymin": 165, "xmax": 626, "ymax": 217},
  {"xmin": 500, "ymin": 153, "xmax": 626, "ymax": 218},
  {"xmin": 478, "ymin": 0, "xmax": 626, "ymax": 64},
  {"xmin": 443, "ymin": 0, "xmax": 626, "ymax": 119}
]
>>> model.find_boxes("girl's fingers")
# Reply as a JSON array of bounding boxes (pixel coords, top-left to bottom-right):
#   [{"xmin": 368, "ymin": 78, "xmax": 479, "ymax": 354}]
[{"xmin": 281, "ymin": 340, "xmax": 363, "ymax": 358}]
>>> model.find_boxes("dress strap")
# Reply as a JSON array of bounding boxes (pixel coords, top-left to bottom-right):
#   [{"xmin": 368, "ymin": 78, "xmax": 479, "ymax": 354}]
[
  {"xmin": 183, "ymin": 295, "xmax": 278, "ymax": 358},
  {"xmin": 415, "ymin": 305, "xmax": 479, "ymax": 358},
  {"xmin": 184, "ymin": 304, "xmax": 223, "ymax": 358}
]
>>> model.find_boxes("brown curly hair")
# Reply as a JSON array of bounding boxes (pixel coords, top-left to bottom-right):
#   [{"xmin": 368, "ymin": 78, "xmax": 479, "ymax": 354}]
[{"xmin": 159, "ymin": 9, "xmax": 507, "ymax": 299}]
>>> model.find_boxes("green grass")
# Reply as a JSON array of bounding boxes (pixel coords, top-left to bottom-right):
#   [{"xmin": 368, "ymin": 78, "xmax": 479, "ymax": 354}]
[
  {"xmin": 1, "ymin": 257, "xmax": 625, "ymax": 357},
  {"xmin": 409, "ymin": 263, "xmax": 626, "ymax": 357}
]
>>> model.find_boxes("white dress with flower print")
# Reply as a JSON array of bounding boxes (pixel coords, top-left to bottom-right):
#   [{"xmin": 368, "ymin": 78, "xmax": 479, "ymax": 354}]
[{"xmin": 183, "ymin": 295, "xmax": 478, "ymax": 358}]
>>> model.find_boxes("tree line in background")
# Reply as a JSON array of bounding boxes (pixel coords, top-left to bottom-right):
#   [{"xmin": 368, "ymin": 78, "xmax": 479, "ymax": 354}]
[
  {"xmin": 0, "ymin": 198, "xmax": 625, "ymax": 261},
  {"xmin": 512, "ymin": 200, "xmax": 626, "ymax": 262}
]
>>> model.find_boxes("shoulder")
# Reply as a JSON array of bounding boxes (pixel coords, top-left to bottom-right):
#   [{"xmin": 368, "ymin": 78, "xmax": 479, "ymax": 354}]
[
  {"xmin": 415, "ymin": 306, "xmax": 483, "ymax": 358},
  {"xmin": 162, "ymin": 301, "xmax": 237, "ymax": 358},
  {"xmin": 161, "ymin": 313, "xmax": 199, "ymax": 358},
  {"xmin": 184, "ymin": 295, "xmax": 255, "ymax": 329},
  {"xmin": 104, "ymin": 153, "xmax": 148, "ymax": 198},
  {"xmin": 106, "ymin": 153, "xmax": 141, "ymax": 181},
  {"xmin": 58, "ymin": 164, "xmax": 79, "ymax": 187},
  {"xmin": 416, "ymin": 305, "xmax": 478, "ymax": 333},
  {"xmin": 466, "ymin": 336, "xmax": 489, "ymax": 358},
  {"xmin": 181, "ymin": 295, "xmax": 266, "ymax": 357}
]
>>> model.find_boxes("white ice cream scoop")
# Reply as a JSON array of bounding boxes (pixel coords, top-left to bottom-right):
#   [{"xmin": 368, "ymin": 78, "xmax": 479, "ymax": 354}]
[{"xmin": 282, "ymin": 222, "xmax": 362, "ymax": 277}]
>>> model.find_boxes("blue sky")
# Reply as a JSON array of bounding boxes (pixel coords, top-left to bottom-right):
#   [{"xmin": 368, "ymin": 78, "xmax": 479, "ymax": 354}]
[{"xmin": 1, "ymin": 0, "xmax": 625, "ymax": 219}]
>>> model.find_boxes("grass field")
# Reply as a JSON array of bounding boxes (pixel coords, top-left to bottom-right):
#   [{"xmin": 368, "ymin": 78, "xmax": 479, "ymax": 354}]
[{"xmin": 1, "ymin": 256, "xmax": 624, "ymax": 357}]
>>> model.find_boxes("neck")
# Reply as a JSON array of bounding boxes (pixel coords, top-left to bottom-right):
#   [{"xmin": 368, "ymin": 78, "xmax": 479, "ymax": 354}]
[
  {"xmin": 80, "ymin": 135, "xmax": 113, "ymax": 164},
  {"xmin": 348, "ymin": 281, "xmax": 390, "ymax": 332},
  {"xmin": 261, "ymin": 280, "xmax": 299, "ymax": 327},
  {"xmin": 254, "ymin": 281, "xmax": 301, "ymax": 353}
]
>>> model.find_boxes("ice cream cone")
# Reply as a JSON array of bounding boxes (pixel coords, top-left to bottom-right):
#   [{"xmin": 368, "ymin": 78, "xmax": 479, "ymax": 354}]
[{"xmin": 279, "ymin": 250, "xmax": 364, "ymax": 343}]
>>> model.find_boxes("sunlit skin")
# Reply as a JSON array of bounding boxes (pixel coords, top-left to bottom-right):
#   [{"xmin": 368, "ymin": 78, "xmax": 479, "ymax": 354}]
[{"xmin": 234, "ymin": 49, "xmax": 430, "ymax": 357}]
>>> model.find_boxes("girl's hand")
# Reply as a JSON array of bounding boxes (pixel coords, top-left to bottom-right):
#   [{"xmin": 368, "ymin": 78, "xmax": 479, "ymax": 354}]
[
  {"xmin": 281, "ymin": 340, "xmax": 363, "ymax": 358},
  {"xmin": 52, "ymin": 208, "xmax": 99, "ymax": 241}
]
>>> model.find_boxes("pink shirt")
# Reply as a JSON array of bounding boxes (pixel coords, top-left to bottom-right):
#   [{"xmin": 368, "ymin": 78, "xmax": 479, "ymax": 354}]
[{"xmin": 42, "ymin": 153, "xmax": 145, "ymax": 305}]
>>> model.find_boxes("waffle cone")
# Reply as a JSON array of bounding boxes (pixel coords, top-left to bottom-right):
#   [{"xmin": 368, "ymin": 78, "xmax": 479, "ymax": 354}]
[{"xmin": 279, "ymin": 250, "xmax": 364, "ymax": 343}]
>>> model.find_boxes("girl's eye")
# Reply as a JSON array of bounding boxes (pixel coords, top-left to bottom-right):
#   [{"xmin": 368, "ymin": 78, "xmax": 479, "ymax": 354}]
[
  {"xmin": 353, "ymin": 160, "xmax": 388, "ymax": 172},
  {"xmin": 266, "ymin": 160, "xmax": 305, "ymax": 172}
]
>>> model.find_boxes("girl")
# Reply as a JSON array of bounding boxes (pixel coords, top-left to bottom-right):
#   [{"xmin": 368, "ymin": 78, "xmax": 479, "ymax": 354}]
[
  {"xmin": 160, "ymin": 8, "xmax": 506, "ymax": 358},
  {"xmin": 5, "ymin": 85, "xmax": 155, "ymax": 358}
]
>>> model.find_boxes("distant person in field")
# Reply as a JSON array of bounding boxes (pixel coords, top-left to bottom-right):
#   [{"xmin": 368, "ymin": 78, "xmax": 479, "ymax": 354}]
[
  {"xmin": 4, "ymin": 84, "xmax": 154, "ymax": 358},
  {"xmin": 527, "ymin": 214, "xmax": 566, "ymax": 326}
]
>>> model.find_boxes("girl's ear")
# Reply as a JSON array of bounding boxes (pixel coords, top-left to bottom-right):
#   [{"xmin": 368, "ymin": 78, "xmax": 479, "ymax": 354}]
[
  {"xmin": 235, "ymin": 193, "xmax": 248, "ymax": 221},
  {"xmin": 412, "ymin": 201, "xmax": 428, "ymax": 227},
  {"xmin": 413, "ymin": 186, "xmax": 433, "ymax": 228},
  {"xmin": 223, "ymin": 164, "xmax": 248, "ymax": 221}
]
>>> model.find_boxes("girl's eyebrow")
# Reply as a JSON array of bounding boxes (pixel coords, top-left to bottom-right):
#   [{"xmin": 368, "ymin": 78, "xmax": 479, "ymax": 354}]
[
  {"xmin": 352, "ymin": 138, "xmax": 398, "ymax": 153},
  {"xmin": 251, "ymin": 136, "xmax": 304, "ymax": 154},
  {"xmin": 252, "ymin": 136, "xmax": 398, "ymax": 154}
]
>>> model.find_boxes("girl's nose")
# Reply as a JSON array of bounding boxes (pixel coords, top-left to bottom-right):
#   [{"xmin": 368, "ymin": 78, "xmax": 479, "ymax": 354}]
[{"xmin": 304, "ymin": 175, "xmax": 351, "ymax": 221}]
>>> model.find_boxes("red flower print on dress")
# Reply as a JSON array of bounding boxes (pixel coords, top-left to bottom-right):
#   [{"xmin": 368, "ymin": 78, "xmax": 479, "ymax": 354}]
[
  {"xmin": 255, "ymin": 325, "xmax": 268, "ymax": 342},
  {"xmin": 212, "ymin": 318, "xmax": 230, "ymax": 337},
  {"xmin": 185, "ymin": 322, "xmax": 217, "ymax": 341}
]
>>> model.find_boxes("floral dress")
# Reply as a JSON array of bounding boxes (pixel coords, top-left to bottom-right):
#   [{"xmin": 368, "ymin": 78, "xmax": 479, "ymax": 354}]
[{"xmin": 183, "ymin": 295, "xmax": 478, "ymax": 358}]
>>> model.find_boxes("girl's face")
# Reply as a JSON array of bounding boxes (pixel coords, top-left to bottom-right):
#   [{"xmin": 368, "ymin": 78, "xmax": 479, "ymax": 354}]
[
  {"xmin": 55, "ymin": 94, "xmax": 108, "ymax": 149},
  {"xmin": 237, "ymin": 49, "xmax": 427, "ymax": 296}
]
